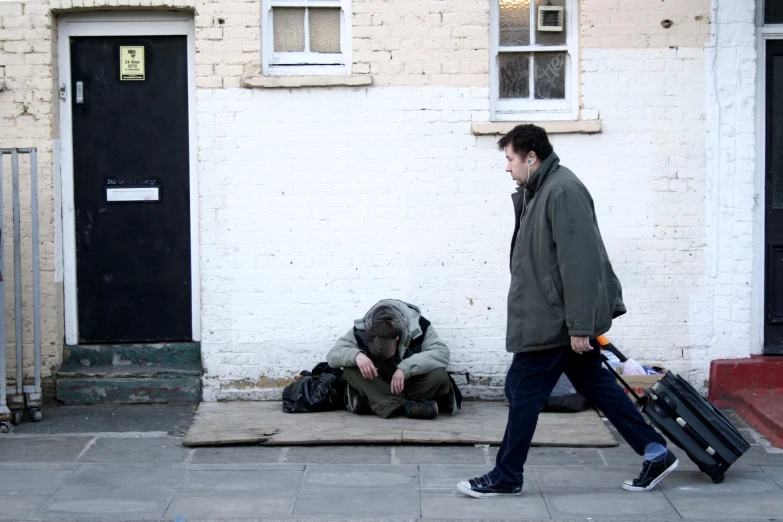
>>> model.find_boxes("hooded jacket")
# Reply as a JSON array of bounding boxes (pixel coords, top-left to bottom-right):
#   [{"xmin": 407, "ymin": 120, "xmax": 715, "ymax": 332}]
[{"xmin": 326, "ymin": 299, "xmax": 450, "ymax": 379}]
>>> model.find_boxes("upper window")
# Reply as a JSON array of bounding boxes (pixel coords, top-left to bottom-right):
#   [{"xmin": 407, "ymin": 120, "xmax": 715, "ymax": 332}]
[
  {"xmin": 262, "ymin": 0, "xmax": 352, "ymax": 76},
  {"xmin": 766, "ymin": 0, "xmax": 783, "ymax": 24},
  {"xmin": 490, "ymin": 0, "xmax": 578, "ymax": 121}
]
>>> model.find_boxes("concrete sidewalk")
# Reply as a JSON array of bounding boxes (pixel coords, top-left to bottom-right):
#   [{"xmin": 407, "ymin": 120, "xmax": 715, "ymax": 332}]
[{"xmin": 0, "ymin": 403, "xmax": 782, "ymax": 522}]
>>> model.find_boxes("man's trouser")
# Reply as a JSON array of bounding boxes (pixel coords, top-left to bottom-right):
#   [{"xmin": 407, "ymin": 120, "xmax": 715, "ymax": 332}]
[
  {"xmin": 488, "ymin": 342, "xmax": 667, "ymax": 486},
  {"xmin": 343, "ymin": 367, "xmax": 454, "ymax": 418}
]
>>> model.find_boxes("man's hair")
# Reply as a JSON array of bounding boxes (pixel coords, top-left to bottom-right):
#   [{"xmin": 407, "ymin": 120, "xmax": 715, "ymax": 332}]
[
  {"xmin": 366, "ymin": 319, "xmax": 400, "ymax": 360},
  {"xmin": 497, "ymin": 124, "xmax": 553, "ymax": 160}
]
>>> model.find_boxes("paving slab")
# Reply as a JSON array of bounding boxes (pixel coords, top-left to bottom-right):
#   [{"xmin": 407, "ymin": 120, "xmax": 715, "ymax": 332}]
[
  {"xmin": 419, "ymin": 465, "xmax": 548, "ymax": 519},
  {"xmin": 293, "ymin": 464, "xmax": 420, "ymax": 518},
  {"xmin": 0, "ymin": 462, "xmax": 78, "ymax": 470},
  {"xmin": 763, "ymin": 466, "xmax": 783, "ymax": 488},
  {"xmin": 534, "ymin": 466, "xmax": 679, "ymax": 520},
  {"xmin": 393, "ymin": 445, "xmax": 488, "ymax": 465},
  {"xmin": 284, "ymin": 445, "xmax": 392, "ymax": 464},
  {"xmin": 0, "ymin": 496, "xmax": 53, "ymax": 518},
  {"xmin": 79, "ymin": 436, "xmax": 189, "ymax": 464},
  {"xmin": 179, "ymin": 469, "xmax": 303, "ymax": 495},
  {"xmin": 8, "ymin": 403, "xmax": 195, "ymax": 435},
  {"xmin": 729, "ymin": 444, "xmax": 783, "ymax": 467},
  {"xmin": 523, "ymin": 447, "xmax": 606, "ymax": 467},
  {"xmin": 188, "ymin": 463, "xmax": 305, "ymax": 472},
  {"xmin": 0, "ymin": 469, "xmax": 74, "ymax": 496},
  {"xmin": 165, "ymin": 493, "xmax": 298, "ymax": 519},
  {"xmin": 39, "ymin": 486, "xmax": 177, "ymax": 519},
  {"xmin": 723, "ymin": 409, "xmax": 751, "ymax": 429},
  {"xmin": 597, "ymin": 445, "xmax": 642, "ymax": 466},
  {"xmin": 63, "ymin": 464, "xmax": 187, "ymax": 489},
  {"xmin": 488, "ymin": 445, "xmax": 609, "ymax": 468},
  {"xmin": 0, "ymin": 436, "xmax": 92, "ymax": 463},
  {"xmin": 191, "ymin": 445, "xmax": 283, "ymax": 464},
  {"xmin": 660, "ymin": 470, "xmax": 783, "ymax": 519},
  {"xmin": 164, "ymin": 469, "xmax": 302, "ymax": 519}
]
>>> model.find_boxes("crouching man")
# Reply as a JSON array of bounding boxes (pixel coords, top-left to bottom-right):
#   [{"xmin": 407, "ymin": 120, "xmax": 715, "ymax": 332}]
[{"xmin": 327, "ymin": 299, "xmax": 461, "ymax": 420}]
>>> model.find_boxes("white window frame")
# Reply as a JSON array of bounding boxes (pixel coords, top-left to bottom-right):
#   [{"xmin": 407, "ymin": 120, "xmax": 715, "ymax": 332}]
[
  {"xmin": 490, "ymin": 0, "xmax": 579, "ymax": 121},
  {"xmin": 262, "ymin": 0, "xmax": 352, "ymax": 76}
]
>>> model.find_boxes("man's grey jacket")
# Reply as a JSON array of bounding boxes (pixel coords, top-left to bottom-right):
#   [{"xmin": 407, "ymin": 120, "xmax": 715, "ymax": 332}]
[{"xmin": 507, "ymin": 152, "xmax": 626, "ymax": 353}]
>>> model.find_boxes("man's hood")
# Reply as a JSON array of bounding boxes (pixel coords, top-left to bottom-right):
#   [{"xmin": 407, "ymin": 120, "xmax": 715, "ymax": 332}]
[{"xmin": 355, "ymin": 299, "xmax": 423, "ymax": 354}]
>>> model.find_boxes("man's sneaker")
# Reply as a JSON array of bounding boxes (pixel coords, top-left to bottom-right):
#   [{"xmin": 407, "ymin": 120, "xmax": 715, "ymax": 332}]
[
  {"xmin": 457, "ymin": 474, "xmax": 522, "ymax": 499},
  {"xmin": 622, "ymin": 450, "xmax": 679, "ymax": 492},
  {"xmin": 344, "ymin": 386, "xmax": 370, "ymax": 415},
  {"xmin": 405, "ymin": 400, "xmax": 439, "ymax": 420}
]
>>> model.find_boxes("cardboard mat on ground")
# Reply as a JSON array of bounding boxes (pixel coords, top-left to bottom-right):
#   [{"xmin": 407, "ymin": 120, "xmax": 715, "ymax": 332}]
[{"xmin": 183, "ymin": 400, "xmax": 618, "ymax": 447}]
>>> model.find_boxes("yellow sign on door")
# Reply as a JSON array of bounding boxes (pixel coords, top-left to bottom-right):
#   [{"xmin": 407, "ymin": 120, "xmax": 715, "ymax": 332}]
[{"xmin": 120, "ymin": 46, "xmax": 145, "ymax": 81}]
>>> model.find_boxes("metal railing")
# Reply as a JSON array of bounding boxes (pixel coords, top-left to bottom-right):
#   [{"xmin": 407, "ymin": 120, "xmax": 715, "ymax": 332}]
[{"xmin": 0, "ymin": 148, "xmax": 42, "ymax": 432}]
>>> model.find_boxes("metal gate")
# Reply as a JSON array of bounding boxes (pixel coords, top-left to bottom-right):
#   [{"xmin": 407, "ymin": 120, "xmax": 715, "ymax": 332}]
[{"xmin": 0, "ymin": 148, "xmax": 43, "ymax": 432}]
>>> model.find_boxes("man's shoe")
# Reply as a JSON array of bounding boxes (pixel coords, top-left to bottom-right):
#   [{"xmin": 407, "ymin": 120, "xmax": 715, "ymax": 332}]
[
  {"xmin": 622, "ymin": 450, "xmax": 678, "ymax": 491},
  {"xmin": 405, "ymin": 400, "xmax": 438, "ymax": 420},
  {"xmin": 457, "ymin": 474, "xmax": 522, "ymax": 499},
  {"xmin": 345, "ymin": 386, "xmax": 370, "ymax": 415}
]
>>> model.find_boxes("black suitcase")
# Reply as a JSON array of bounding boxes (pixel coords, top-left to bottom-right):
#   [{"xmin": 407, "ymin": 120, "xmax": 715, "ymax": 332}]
[{"xmin": 602, "ymin": 355, "xmax": 750, "ymax": 484}]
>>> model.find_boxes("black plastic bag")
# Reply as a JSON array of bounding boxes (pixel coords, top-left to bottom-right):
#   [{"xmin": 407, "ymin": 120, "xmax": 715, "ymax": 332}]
[
  {"xmin": 282, "ymin": 362, "xmax": 346, "ymax": 413},
  {"xmin": 543, "ymin": 373, "xmax": 588, "ymax": 413}
]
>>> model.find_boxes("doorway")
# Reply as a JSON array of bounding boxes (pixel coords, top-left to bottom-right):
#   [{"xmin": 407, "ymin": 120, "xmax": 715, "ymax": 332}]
[{"xmin": 58, "ymin": 13, "xmax": 200, "ymax": 344}]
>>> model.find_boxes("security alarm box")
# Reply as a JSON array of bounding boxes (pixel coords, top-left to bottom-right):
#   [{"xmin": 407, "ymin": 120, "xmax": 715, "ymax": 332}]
[{"xmin": 538, "ymin": 6, "xmax": 564, "ymax": 32}]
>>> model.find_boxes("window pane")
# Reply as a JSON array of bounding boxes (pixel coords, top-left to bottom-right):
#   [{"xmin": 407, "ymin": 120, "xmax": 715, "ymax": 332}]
[
  {"xmin": 534, "ymin": 52, "xmax": 566, "ymax": 99},
  {"xmin": 534, "ymin": 0, "xmax": 566, "ymax": 46},
  {"xmin": 767, "ymin": 0, "xmax": 783, "ymax": 24},
  {"xmin": 310, "ymin": 8, "xmax": 341, "ymax": 53},
  {"xmin": 499, "ymin": 0, "xmax": 530, "ymax": 46},
  {"xmin": 273, "ymin": 7, "xmax": 305, "ymax": 52},
  {"xmin": 499, "ymin": 53, "xmax": 530, "ymax": 98}
]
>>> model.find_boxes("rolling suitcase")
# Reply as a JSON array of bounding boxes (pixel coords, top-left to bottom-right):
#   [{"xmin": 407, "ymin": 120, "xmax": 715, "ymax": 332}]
[{"xmin": 599, "ymin": 342, "xmax": 750, "ymax": 484}]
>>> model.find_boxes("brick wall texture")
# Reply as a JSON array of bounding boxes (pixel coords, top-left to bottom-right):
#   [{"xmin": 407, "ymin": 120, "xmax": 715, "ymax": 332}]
[{"xmin": 0, "ymin": 0, "xmax": 755, "ymax": 399}]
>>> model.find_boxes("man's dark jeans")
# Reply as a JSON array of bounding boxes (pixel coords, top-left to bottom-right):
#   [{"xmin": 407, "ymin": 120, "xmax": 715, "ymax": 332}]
[{"xmin": 488, "ymin": 342, "xmax": 667, "ymax": 486}]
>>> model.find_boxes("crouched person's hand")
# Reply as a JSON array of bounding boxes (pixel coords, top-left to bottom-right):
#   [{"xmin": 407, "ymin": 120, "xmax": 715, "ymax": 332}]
[{"xmin": 355, "ymin": 352, "xmax": 378, "ymax": 379}]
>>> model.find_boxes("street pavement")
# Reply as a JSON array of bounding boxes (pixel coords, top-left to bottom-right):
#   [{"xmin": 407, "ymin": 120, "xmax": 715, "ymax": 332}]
[{"xmin": 0, "ymin": 402, "xmax": 781, "ymax": 522}]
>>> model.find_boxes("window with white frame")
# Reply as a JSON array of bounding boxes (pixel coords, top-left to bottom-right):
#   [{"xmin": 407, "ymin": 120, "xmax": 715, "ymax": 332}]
[
  {"xmin": 490, "ymin": 0, "xmax": 578, "ymax": 120},
  {"xmin": 262, "ymin": 0, "xmax": 352, "ymax": 75}
]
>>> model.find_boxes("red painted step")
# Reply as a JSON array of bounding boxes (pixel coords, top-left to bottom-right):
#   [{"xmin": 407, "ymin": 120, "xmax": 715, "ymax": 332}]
[
  {"xmin": 709, "ymin": 356, "xmax": 783, "ymax": 402},
  {"xmin": 709, "ymin": 356, "xmax": 783, "ymax": 449},
  {"xmin": 730, "ymin": 389, "xmax": 783, "ymax": 449}
]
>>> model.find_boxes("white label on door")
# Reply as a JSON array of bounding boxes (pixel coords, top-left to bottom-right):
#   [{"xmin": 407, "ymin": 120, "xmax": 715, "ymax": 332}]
[{"xmin": 106, "ymin": 187, "xmax": 160, "ymax": 202}]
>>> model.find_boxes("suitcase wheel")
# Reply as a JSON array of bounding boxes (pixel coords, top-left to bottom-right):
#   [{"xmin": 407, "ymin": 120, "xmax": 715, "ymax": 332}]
[{"xmin": 712, "ymin": 474, "xmax": 725, "ymax": 484}]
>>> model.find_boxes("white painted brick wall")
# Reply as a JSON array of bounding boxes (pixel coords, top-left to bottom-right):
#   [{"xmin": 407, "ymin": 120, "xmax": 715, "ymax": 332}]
[
  {"xmin": 0, "ymin": 0, "xmax": 755, "ymax": 399},
  {"xmin": 701, "ymin": 0, "xmax": 757, "ymax": 367},
  {"xmin": 199, "ymin": 47, "xmax": 709, "ymax": 400}
]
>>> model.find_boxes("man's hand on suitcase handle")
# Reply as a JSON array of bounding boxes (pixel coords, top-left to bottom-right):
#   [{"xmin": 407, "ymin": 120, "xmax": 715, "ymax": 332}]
[{"xmin": 571, "ymin": 335, "xmax": 591, "ymax": 354}]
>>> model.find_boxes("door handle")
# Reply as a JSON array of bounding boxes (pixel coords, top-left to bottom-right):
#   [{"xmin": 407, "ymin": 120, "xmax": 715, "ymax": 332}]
[{"xmin": 76, "ymin": 81, "xmax": 83, "ymax": 104}]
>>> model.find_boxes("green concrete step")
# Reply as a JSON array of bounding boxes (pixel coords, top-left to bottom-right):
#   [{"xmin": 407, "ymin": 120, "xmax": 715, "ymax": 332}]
[
  {"xmin": 57, "ymin": 365, "xmax": 201, "ymax": 379},
  {"xmin": 56, "ymin": 342, "xmax": 202, "ymax": 404},
  {"xmin": 64, "ymin": 342, "xmax": 201, "ymax": 368},
  {"xmin": 56, "ymin": 376, "xmax": 201, "ymax": 404}
]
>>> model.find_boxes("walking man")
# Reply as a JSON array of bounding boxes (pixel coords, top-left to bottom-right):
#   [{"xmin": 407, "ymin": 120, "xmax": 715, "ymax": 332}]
[{"xmin": 457, "ymin": 124, "xmax": 677, "ymax": 498}]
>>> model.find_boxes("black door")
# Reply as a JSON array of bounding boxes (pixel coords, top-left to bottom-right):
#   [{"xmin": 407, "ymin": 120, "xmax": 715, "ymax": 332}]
[
  {"xmin": 765, "ymin": 40, "xmax": 783, "ymax": 355},
  {"xmin": 71, "ymin": 35, "xmax": 192, "ymax": 343}
]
